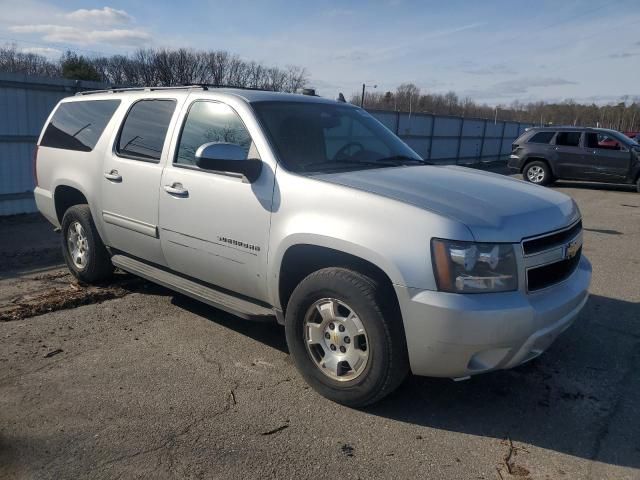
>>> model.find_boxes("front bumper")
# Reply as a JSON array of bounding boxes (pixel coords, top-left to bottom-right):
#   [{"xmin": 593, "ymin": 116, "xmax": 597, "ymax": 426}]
[{"xmin": 395, "ymin": 255, "xmax": 591, "ymax": 378}]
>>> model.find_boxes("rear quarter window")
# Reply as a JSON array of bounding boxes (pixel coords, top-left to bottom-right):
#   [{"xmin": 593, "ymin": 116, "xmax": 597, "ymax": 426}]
[
  {"xmin": 40, "ymin": 100, "xmax": 121, "ymax": 152},
  {"xmin": 527, "ymin": 131, "xmax": 555, "ymax": 144}
]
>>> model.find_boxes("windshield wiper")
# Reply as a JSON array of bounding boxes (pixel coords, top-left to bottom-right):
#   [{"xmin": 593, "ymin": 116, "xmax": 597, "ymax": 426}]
[
  {"xmin": 302, "ymin": 160, "xmax": 391, "ymax": 172},
  {"xmin": 302, "ymin": 156, "xmax": 431, "ymax": 172},
  {"xmin": 374, "ymin": 155, "xmax": 431, "ymax": 165}
]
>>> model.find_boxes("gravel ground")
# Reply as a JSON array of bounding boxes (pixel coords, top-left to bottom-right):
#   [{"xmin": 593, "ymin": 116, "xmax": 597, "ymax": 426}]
[{"xmin": 0, "ymin": 178, "xmax": 639, "ymax": 480}]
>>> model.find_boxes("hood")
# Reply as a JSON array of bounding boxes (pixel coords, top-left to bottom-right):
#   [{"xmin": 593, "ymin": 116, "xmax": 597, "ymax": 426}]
[{"xmin": 315, "ymin": 165, "xmax": 580, "ymax": 242}]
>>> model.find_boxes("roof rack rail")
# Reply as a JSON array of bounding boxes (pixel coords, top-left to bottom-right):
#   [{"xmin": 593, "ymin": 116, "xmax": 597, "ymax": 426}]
[
  {"xmin": 75, "ymin": 85, "xmax": 207, "ymax": 96},
  {"xmin": 76, "ymin": 84, "xmax": 281, "ymax": 96},
  {"xmin": 181, "ymin": 84, "xmax": 278, "ymax": 92}
]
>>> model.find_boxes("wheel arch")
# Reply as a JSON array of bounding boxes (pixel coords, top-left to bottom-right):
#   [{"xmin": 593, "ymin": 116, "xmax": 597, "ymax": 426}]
[
  {"xmin": 276, "ymin": 242, "xmax": 402, "ymax": 320},
  {"xmin": 522, "ymin": 156, "xmax": 555, "ymax": 176},
  {"xmin": 54, "ymin": 184, "xmax": 89, "ymax": 224}
]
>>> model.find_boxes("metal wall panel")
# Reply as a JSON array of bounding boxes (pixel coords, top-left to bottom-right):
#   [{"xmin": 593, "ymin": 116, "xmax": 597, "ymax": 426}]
[
  {"xmin": 370, "ymin": 109, "xmax": 532, "ymax": 165},
  {"xmin": 398, "ymin": 114, "xmax": 432, "ymax": 136},
  {"xmin": 0, "ymin": 73, "xmax": 108, "ymax": 216}
]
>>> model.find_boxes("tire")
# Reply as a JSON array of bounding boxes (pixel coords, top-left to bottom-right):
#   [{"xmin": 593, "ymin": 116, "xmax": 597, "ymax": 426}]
[
  {"xmin": 636, "ymin": 177, "xmax": 640, "ymax": 193},
  {"xmin": 61, "ymin": 204, "xmax": 113, "ymax": 284},
  {"xmin": 523, "ymin": 160, "xmax": 553, "ymax": 186},
  {"xmin": 284, "ymin": 267, "xmax": 409, "ymax": 407}
]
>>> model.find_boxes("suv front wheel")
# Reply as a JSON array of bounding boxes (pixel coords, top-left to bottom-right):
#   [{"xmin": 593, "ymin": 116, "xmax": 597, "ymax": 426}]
[
  {"xmin": 61, "ymin": 204, "xmax": 114, "ymax": 284},
  {"xmin": 523, "ymin": 160, "xmax": 553, "ymax": 186},
  {"xmin": 285, "ymin": 267, "xmax": 409, "ymax": 407}
]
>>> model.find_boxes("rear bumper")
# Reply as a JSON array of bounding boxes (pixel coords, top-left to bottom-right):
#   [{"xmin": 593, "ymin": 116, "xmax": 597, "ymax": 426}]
[
  {"xmin": 395, "ymin": 255, "xmax": 591, "ymax": 378},
  {"xmin": 507, "ymin": 154, "xmax": 522, "ymax": 172}
]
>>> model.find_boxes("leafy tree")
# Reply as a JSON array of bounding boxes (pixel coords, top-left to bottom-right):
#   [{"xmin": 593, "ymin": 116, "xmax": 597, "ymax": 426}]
[{"xmin": 60, "ymin": 51, "xmax": 101, "ymax": 81}]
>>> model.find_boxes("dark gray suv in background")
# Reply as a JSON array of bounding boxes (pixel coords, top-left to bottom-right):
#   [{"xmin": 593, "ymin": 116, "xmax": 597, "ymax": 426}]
[{"xmin": 508, "ymin": 127, "xmax": 640, "ymax": 191}]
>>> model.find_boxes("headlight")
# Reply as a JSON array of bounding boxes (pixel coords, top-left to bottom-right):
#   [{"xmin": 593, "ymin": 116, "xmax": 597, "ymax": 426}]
[{"xmin": 431, "ymin": 239, "xmax": 518, "ymax": 293}]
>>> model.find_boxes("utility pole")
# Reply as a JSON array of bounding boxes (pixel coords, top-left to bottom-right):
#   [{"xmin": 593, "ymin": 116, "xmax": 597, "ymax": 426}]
[{"xmin": 360, "ymin": 83, "xmax": 377, "ymax": 108}]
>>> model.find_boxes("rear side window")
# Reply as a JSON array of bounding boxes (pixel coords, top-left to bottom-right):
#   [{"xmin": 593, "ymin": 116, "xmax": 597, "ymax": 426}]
[
  {"xmin": 40, "ymin": 100, "xmax": 120, "ymax": 152},
  {"xmin": 528, "ymin": 131, "xmax": 555, "ymax": 144},
  {"xmin": 117, "ymin": 99, "xmax": 176, "ymax": 161},
  {"xmin": 555, "ymin": 131, "xmax": 581, "ymax": 147}
]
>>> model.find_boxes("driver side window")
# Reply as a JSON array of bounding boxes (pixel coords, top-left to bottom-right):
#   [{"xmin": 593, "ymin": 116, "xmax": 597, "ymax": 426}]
[
  {"xmin": 585, "ymin": 133, "xmax": 622, "ymax": 151},
  {"xmin": 324, "ymin": 114, "xmax": 391, "ymax": 160},
  {"xmin": 175, "ymin": 101, "xmax": 257, "ymax": 167}
]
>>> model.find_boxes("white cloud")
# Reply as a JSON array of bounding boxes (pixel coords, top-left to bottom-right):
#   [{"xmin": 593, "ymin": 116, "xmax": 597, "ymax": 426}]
[
  {"xmin": 324, "ymin": 8, "xmax": 355, "ymax": 18},
  {"xmin": 65, "ymin": 7, "xmax": 132, "ymax": 26},
  {"xmin": 463, "ymin": 63, "xmax": 517, "ymax": 76},
  {"xmin": 461, "ymin": 77, "xmax": 579, "ymax": 102},
  {"xmin": 9, "ymin": 23, "xmax": 151, "ymax": 46},
  {"xmin": 608, "ymin": 52, "xmax": 640, "ymax": 59},
  {"xmin": 20, "ymin": 46, "xmax": 61, "ymax": 57}
]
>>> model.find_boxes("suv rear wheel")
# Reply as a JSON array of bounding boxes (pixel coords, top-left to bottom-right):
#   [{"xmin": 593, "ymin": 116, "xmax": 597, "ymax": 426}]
[
  {"xmin": 523, "ymin": 160, "xmax": 553, "ymax": 186},
  {"xmin": 284, "ymin": 267, "xmax": 409, "ymax": 407},
  {"xmin": 61, "ymin": 205, "xmax": 113, "ymax": 284}
]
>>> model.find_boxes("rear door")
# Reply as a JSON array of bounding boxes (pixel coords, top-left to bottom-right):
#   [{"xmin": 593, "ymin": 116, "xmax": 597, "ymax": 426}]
[
  {"xmin": 581, "ymin": 132, "xmax": 631, "ymax": 181},
  {"xmin": 101, "ymin": 96, "xmax": 184, "ymax": 266},
  {"xmin": 553, "ymin": 131, "xmax": 586, "ymax": 179}
]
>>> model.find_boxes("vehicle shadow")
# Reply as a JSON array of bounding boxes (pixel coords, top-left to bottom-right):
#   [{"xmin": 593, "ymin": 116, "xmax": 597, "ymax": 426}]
[
  {"xmin": 170, "ymin": 293, "xmax": 289, "ymax": 354},
  {"xmin": 551, "ymin": 181, "xmax": 637, "ymax": 193},
  {"xmin": 0, "ymin": 214, "xmax": 64, "ymax": 280},
  {"xmin": 366, "ymin": 293, "xmax": 640, "ymax": 470}
]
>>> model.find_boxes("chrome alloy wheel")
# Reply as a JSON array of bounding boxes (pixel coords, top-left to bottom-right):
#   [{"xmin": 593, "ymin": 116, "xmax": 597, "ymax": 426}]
[
  {"xmin": 67, "ymin": 221, "xmax": 89, "ymax": 270},
  {"xmin": 527, "ymin": 165, "xmax": 545, "ymax": 183},
  {"xmin": 304, "ymin": 298, "xmax": 369, "ymax": 382}
]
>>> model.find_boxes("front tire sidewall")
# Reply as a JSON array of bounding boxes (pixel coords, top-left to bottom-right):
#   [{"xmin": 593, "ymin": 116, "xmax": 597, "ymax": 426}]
[{"xmin": 285, "ymin": 269, "xmax": 403, "ymax": 407}]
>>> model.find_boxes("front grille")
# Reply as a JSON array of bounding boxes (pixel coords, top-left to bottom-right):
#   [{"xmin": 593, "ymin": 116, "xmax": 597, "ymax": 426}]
[
  {"xmin": 522, "ymin": 220, "xmax": 582, "ymax": 256},
  {"xmin": 527, "ymin": 247, "xmax": 582, "ymax": 291}
]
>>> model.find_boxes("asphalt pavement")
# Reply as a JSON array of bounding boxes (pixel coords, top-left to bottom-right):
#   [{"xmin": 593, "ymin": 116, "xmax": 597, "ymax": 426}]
[{"xmin": 1, "ymin": 177, "xmax": 639, "ymax": 480}]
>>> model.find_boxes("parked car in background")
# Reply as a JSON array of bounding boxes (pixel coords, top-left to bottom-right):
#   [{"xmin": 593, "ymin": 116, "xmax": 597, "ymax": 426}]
[
  {"xmin": 34, "ymin": 86, "xmax": 591, "ymax": 406},
  {"xmin": 509, "ymin": 127, "xmax": 640, "ymax": 191},
  {"xmin": 598, "ymin": 130, "xmax": 640, "ymax": 148}
]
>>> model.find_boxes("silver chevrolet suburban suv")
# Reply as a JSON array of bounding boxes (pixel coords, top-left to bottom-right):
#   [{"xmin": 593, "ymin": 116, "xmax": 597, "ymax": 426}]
[{"xmin": 34, "ymin": 86, "xmax": 591, "ymax": 406}]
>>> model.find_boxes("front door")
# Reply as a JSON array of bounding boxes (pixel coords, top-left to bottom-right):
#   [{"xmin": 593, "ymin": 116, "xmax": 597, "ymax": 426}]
[
  {"xmin": 582, "ymin": 132, "xmax": 631, "ymax": 182},
  {"xmin": 101, "ymin": 97, "xmax": 181, "ymax": 266},
  {"xmin": 158, "ymin": 98, "xmax": 275, "ymax": 302}
]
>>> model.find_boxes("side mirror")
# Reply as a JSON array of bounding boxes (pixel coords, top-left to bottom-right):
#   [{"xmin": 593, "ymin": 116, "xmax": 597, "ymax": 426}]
[{"xmin": 195, "ymin": 142, "xmax": 262, "ymax": 183}]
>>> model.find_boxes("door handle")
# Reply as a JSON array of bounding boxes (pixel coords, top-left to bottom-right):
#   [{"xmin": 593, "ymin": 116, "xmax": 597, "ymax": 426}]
[
  {"xmin": 104, "ymin": 169, "xmax": 122, "ymax": 182},
  {"xmin": 163, "ymin": 183, "xmax": 189, "ymax": 197},
  {"xmin": 554, "ymin": 147, "xmax": 560, "ymax": 151}
]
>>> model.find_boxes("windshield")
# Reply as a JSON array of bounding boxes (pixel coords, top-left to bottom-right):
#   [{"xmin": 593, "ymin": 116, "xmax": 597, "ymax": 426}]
[
  {"xmin": 600, "ymin": 129, "xmax": 639, "ymax": 146},
  {"xmin": 252, "ymin": 101, "xmax": 424, "ymax": 173}
]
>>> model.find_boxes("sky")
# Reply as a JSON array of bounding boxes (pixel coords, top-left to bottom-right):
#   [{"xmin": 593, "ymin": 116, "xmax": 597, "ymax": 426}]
[{"xmin": 1, "ymin": 0, "xmax": 639, "ymax": 106}]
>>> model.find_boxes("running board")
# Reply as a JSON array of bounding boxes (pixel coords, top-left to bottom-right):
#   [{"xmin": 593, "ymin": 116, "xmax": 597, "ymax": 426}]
[{"xmin": 111, "ymin": 254, "xmax": 275, "ymax": 322}]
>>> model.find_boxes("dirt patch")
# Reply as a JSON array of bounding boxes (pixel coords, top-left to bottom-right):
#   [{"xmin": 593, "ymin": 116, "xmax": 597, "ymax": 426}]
[{"xmin": 0, "ymin": 275, "xmax": 143, "ymax": 322}]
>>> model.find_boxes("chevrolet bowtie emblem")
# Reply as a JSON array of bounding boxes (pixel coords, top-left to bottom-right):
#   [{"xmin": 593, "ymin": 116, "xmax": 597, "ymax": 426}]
[{"xmin": 565, "ymin": 239, "xmax": 580, "ymax": 260}]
